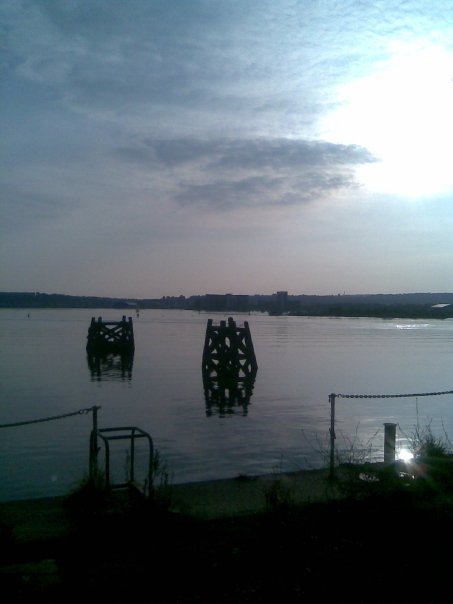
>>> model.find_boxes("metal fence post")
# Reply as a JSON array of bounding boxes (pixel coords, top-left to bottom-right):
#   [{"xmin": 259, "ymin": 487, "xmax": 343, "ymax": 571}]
[
  {"xmin": 89, "ymin": 405, "xmax": 99, "ymax": 480},
  {"xmin": 329, "ymin": 393, "xmax": 336, "ymax": 480}
]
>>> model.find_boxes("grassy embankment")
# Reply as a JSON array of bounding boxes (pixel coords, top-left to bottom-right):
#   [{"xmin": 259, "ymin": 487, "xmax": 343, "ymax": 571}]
[{"xmin": 1, "ymin": 440, "xmax": 452, "ymax": 603}]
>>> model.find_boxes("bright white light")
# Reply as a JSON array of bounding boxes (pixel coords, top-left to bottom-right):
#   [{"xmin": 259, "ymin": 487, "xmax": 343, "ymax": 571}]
[
  {"xmin": 324, "ymin": 43, "xmax": 453, "ymax": 197},
  {"xmin": 398, "ymin": 448, "xmax": 414, "ymax": 462}
]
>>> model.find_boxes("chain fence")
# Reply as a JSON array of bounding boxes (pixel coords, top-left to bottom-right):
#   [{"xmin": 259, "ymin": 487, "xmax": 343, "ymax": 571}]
[
  {"xmin": 334, "ymin": 389, "xmax": 453, "ymax": 399},
  {"xmin": 0, "ymin": 406, "xmax": 100, "ymax": 429},
  {"xmin": 328, "ymin": 389, "xmax": 453, "ymax": 479}
]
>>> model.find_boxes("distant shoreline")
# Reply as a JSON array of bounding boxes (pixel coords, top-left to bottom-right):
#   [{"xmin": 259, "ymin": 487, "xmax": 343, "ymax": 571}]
[{"xmin": 1, "ymin": 291, "xmax": 453, "ymax": 319}]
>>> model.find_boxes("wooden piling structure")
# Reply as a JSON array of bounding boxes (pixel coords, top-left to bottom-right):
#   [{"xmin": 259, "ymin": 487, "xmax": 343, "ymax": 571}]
[
  {"xmin": 86, "ymin": 316, "xmax": 135, "ymax": 354},
  {"xmin": 202, "ymin": 317, "xmax": 258, "ymax": 416},
  {"xmin": 202, "ymin": 317, "xmax": 258, "ymax": 381}
]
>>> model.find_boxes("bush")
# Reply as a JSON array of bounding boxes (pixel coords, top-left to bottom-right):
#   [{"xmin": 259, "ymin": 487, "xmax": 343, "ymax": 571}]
[{"xmin": 409, "ymin": 419, "xmax": 452, "ymax": 460}]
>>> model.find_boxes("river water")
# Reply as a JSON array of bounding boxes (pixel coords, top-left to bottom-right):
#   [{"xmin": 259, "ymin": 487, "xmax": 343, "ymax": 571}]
[{"xmin": 1, "ymin": 308, "xmax": 452, "ymax": 501}]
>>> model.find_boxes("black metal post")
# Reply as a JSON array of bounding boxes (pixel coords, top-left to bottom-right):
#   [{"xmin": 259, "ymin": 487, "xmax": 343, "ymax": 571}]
[
  {"xmin": 329, "ymin": 393, "xmax": 336, "ymax": 480},
  {"xmin": 130, "ymin": 428, "xmax": 135, "ymax": 483},
  {"xmin": 89, "ymin": 405, "xmax": 99, "ymax": 480}
]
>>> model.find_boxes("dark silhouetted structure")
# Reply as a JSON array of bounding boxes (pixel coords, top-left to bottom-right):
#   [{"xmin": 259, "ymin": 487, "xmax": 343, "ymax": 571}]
[
  {"xmin": 86, "ymin": 316, "xmax": 135, "ymax": 353},
  {"xmin": 202, "ymin": 317, "xmax": 258, "ymax": 416},
  {"xmin": 86, "ymin": 316, "xmax": 135, "ymax": 381}
]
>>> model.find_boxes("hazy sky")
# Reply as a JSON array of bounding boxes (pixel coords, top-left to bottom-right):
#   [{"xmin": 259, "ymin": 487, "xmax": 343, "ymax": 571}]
[{"xmin": 1, "ymin": 0, "xmax": 453, "ymax": 298}]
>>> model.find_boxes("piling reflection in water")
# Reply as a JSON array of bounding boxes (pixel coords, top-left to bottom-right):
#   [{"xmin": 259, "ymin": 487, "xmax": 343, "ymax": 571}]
[
  {"xmin": 87, "ymin": 351, "xmax": 134, "ymax": 382},
  {"xmin": 202, "ymin": 316, "xmax": 258, "ymax": 417},
  {"xmin": 203, "ymin": 371, "xmax": 256, "ymax": 417}
]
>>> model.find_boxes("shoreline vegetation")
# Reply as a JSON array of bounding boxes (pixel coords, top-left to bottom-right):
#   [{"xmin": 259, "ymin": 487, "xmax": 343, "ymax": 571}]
[
  {"xmin": 1, "ymin": 455, "xmax": 452, "ymax": 602},
  {"xmin": 1, "ymin": 290, "xmax": 453, "ymax": 319}
]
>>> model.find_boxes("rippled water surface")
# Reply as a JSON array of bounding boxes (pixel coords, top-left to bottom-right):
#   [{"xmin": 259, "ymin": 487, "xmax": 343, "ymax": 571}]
[{"xmin": 1, "ymin": 309, "xmax": 453, "ymax": 501}]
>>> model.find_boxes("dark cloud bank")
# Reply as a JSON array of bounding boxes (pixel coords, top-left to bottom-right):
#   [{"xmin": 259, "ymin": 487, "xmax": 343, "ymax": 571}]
[{"xmin": 116, "ymin": 137, "xmax": 375, "ymax": 210}]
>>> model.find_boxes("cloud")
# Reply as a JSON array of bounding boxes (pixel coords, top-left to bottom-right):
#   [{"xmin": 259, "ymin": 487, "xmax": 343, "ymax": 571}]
[
  {"xmin": 0, "ymin": 182, "xmax": 68, "ymax": 232},
  {"xmin": 7, "ymin": 1, "xmax": 254, "ymax": 115},
  {"xmin": 115, "ymin": 137, "xmax": 375, "ymax": 210},
  {"xmin": 2, "ymin": 0, "xmax": 373, "ymax": 136}
]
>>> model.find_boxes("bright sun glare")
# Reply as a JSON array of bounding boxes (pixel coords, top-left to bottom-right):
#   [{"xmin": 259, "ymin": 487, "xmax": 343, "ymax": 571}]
[
  {"xmin": 325, "ymin": 43, "xmax": 453, "ymax": 197},
  {"xmin": 398, "ymin": 448, "xmax": 414, "ymax": 462}
]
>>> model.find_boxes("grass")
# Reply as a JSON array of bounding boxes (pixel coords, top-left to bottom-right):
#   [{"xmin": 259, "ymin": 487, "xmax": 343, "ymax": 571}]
[
  {"xmin": 303, "ymin": 423, "xmax": 382, "ymax": 468},
  {"xmin": 1, "ymin": 420, "xmax": 452, "ymax": 602},
  {"xmin": 63, "ymin": 447, "xmax": 174, "ymax": 522},
  {"xmin": 2, "ymin": 441, "xmax": 452, "ymax": 603},
  {"xmin": 407, "ymin": 417, "xmax": 452, "ymax": 459},
  {"xmin": 64, "ymin": 468, "xmax": 111, "ymax": 516},
  {"xmin": 263, "ymin": 475, "xmax": 296, "ymax": 514},
  {"xmin": 148, "ymin": 449, "xmax": 173, "ymax": 511},
  {"xmin": 299, "ymin": 416, "xmax": 453, "ymax": 505}
]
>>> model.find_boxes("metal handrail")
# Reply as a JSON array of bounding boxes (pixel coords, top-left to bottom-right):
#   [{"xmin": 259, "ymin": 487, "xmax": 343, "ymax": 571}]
[{"xmin": 94, "ymin": 426, "xmax": 153, "ymax": 495}]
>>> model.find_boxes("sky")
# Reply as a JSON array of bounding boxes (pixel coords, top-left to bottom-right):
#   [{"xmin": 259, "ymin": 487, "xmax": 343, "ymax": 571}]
[{"xmin": 1, "ymin": 0, "xmax": 453, "ymax": 298}]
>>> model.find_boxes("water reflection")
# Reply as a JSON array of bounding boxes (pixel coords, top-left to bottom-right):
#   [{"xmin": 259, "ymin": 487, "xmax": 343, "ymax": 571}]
[
  {"xmin": 87, "ymin": 351, "xmax": 134, "ymax": 382},
  {"xmin": 203, "ymin": 370, "xmax": 256, "ymax": 417}
]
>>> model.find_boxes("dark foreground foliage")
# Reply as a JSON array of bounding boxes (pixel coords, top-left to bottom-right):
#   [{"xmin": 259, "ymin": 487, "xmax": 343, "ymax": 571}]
[{"xmin": 2, "ymin": 462, "xmax": 452, "ymax": 603}]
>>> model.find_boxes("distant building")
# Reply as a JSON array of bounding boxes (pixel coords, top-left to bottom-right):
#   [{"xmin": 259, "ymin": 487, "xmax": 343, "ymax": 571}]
[
  {"xmin": 204, "ymin": 294, "xmax": 250, "ymax": 312},
  {"xmin": 272, "ymin": 291, "xmax": 288, "ymax": 314}
]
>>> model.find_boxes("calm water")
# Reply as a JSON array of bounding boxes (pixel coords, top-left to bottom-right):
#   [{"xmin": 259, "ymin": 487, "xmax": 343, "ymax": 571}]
[{"xmin": 1, "ymin": 309, "xmax": 453, "ymax": 501}]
